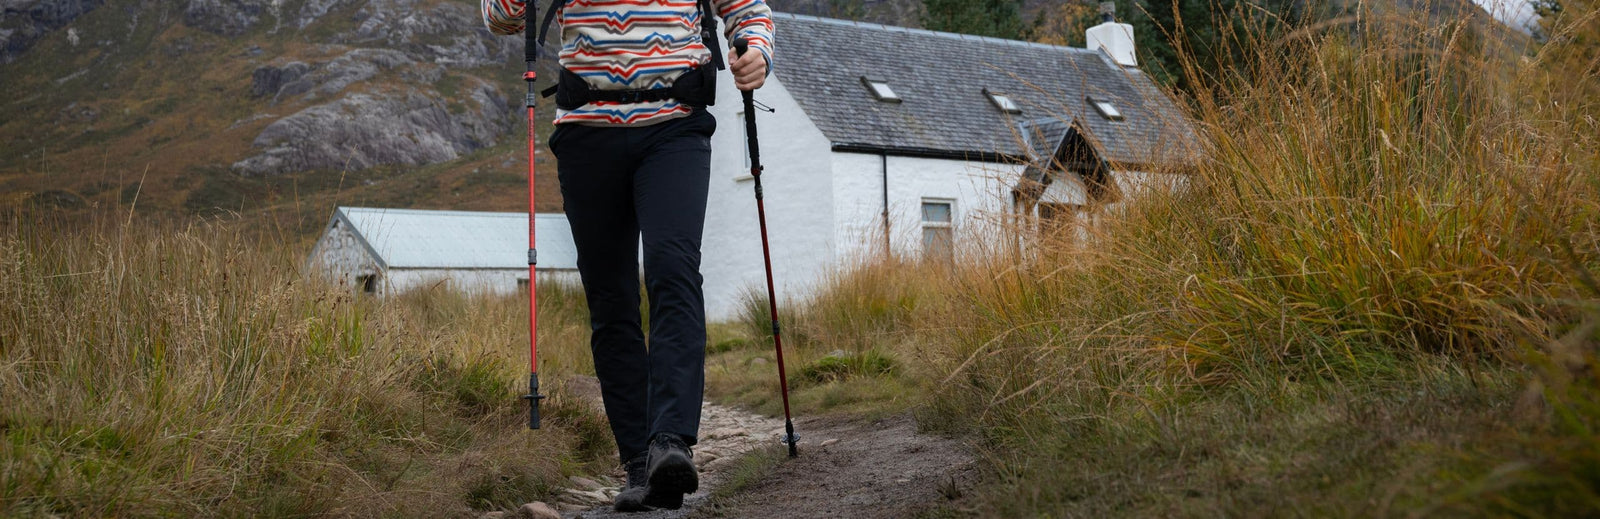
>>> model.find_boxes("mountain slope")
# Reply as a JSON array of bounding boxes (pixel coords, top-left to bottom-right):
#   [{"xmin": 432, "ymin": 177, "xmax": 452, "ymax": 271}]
[{"xmin": 0, "ymin": 0, "xmax": 558, "ymax": 232}]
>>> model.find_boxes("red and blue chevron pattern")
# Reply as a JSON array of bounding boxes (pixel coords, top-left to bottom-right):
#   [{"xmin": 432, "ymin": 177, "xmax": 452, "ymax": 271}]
[{"xmin": 484, "ymin": 0, "xmax": 774, "ymax": 126}]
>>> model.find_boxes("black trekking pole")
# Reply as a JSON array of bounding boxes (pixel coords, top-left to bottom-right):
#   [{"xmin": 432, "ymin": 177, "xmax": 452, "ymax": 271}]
[{"xmin": 732, "ymin": 37, "xmax": 798, "ymax": 458}]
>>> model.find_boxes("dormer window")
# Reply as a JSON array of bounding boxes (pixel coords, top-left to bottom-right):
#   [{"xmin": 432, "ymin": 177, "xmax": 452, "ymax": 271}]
[
  {"xmin": 985, "ymin": 88, "xmax": 1021, "ymax": 114},
  {"xmin": 862, "ymin": 77, "xmax": 902, "ymax": 103},
  {"xmin": 1088, "ymin": 96, "xmax": 1123, "ymax": 120}
]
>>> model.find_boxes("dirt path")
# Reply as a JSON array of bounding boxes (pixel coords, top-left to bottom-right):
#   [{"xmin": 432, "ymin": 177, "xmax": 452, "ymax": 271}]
[
  {"xmin": 520, "ymin": 376, "xmax": 976, "ymax": 519},
  {"xmin": 553, "ymin": 410, "xmax": 975, "ymax": 518},
  {"xmin": 687, "ymin": 413, "xmax": 978, "ymax": 519}
]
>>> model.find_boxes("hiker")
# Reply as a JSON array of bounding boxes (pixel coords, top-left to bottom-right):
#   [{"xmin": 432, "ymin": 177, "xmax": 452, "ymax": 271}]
[{"xmin": 483, "ymin": 0, "xmax": 774, "ymax": 512}]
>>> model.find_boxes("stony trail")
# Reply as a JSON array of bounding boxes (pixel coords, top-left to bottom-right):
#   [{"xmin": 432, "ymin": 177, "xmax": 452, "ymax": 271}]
[
  {"xmin": 492, "ymin": 376, "xmax": 977, "ymax": 519},
  {"xmin": 681, "ymin": 413, "xmax": 978, "ymax": 519}
]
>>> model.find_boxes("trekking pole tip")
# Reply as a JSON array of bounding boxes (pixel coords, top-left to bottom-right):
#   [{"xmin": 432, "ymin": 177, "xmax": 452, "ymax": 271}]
[
  {"xmin": 783, "ymin": 420, "xmax": 799, "ymax": 458},
  {"xmin": 522, "ymin": 372, "xmax": 547, "ymax": 430}
]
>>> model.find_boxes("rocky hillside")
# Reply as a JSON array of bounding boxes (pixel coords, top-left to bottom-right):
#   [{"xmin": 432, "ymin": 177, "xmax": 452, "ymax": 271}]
[
  {"xmin": 0, "ymin": 0, "xmax": 1029, "ymax": 230},
  {"xmin": 0, "ymin": 0, "xmax": 555, "ymax": 229}
]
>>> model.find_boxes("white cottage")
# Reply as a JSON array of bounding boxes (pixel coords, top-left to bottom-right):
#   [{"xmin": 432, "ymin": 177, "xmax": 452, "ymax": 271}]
[
  {"xmin": 308, "ymin": 12, "xmax": 1199, "ymax": 319},
  {"xmin": 307, "ymin": 207, "xmax": 580, "ymax": 296},
  {"xmin": 695, "ymin": 12, "xmax": 1201, "ymax": 319}
]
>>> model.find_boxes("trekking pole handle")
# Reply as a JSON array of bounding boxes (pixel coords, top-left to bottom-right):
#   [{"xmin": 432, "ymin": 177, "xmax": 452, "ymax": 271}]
[
  {"xmin": 733, "ymin": 38, "xmax": 761, "ymax": 173},
  {"xmin": 732, "ymin": 37, "xmax": 756, "ymax": 94}
]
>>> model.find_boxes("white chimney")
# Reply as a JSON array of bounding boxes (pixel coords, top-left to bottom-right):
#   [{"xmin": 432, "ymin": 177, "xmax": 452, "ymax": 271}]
[{"xmin": 1086, "ymin": 2, "xmax": 1137, "ymax": 67}]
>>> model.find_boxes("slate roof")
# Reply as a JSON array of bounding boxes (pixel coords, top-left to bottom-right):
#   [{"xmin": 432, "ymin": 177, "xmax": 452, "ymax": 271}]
[
  {"xmin": 334, "ymin": 207, "xmax": 577, "ymax": 270},
  {"xmin": 1011, "ymin": 118, "xmax": 1075, "ymax": 179},
  {"xmin": 770, "ymin": 13, "xmax": 1202, "ymax": 168}
]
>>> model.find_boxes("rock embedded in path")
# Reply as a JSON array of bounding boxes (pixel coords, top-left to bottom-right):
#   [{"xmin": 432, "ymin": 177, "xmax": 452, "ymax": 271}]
[
  {"xmin": 568, "ymin": 476, "xmax": 603, "ymax": 491},
  {"xmin": 517, "ymin": 501, "xmax": 560, "ymax": 519},
  {"xmin": 821, "ymin": 438, "xmax": 840, "ymax": 447}
]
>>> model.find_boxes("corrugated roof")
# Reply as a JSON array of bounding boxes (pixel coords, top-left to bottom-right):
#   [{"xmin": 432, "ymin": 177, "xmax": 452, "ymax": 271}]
[
  {"xmin": 770, "ymin": 13, "xmax": 1202, "ymax": 168},
  {"xmin": 337, "ymin": 207, "xmax": 578, "ymax": 270}
]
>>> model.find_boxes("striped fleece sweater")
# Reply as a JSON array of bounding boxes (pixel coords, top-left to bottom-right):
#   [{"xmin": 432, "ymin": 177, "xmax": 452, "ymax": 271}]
[{"xmin": 483, "ymin": 0, "xmax": 774, "ymax": 126}]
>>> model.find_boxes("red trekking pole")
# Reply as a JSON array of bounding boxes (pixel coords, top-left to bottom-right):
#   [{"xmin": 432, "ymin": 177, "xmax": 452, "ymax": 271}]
[
  {"xmin": 733, "ymin": 37, "xmax": 798, "ymax": 458},
  {"xmin": 520, "ymin": 1, "xmax": 547, "ymax": 430}
]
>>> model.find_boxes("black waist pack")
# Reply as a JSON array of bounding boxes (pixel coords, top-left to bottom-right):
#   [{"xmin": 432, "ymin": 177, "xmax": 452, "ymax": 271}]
[
  {"xmin": 541, "ymin": 0, "xmax": 726, "ymax": 110},
  {"xmin": 551, "ymin": 63, "xmax": 717, "ymax": 111}
]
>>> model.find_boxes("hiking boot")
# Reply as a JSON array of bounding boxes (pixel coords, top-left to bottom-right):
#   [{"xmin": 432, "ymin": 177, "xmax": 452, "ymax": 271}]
[
  {"xmin": 643, "ymin": 433, "xmax": 698, "ymax": 510},
  {"xmin": 612, "ymin": 454, "xmax": 650, "ymax": 512}
]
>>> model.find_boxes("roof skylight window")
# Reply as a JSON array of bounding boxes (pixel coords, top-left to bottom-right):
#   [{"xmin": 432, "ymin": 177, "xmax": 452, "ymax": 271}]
[
  {"xmin": 861, "ymin": 77, "xmax": 902, "ymax": 103},
  {"xmin": 1088, "ymin": 96, "xmax": 1124, "ymax": 120},
  {"xmin": 985, "ymin": 88, "xmax": 1021, "ymax": 114}
]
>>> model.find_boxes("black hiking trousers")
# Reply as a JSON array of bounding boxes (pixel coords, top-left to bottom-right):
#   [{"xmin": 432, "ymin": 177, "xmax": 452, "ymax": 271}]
[{"xmin": 549, "ymin": 109, "xmax": 714, "ymax": 465}]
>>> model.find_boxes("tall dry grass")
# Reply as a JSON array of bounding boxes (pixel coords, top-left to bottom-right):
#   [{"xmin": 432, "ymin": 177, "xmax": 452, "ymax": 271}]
[
  {"xmin": 0, "ymin": 214, "xmax": 606, "ymax": 516},
  {"xmin": 769, "ymin": 2, "xmax": 1600, "ymax": 515}
]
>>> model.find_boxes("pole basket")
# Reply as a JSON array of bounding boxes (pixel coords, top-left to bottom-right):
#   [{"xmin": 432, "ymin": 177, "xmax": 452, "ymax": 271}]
[{"xmin": 523, "ymin": 373, "xmax": 546, "ymax": 429}]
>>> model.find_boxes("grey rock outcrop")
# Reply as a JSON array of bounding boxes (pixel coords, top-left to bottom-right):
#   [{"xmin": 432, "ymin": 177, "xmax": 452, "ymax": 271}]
[
  {"xmin": 183, "ymin": 0, "xmax": 269, "ymax": 36},
  {"xmin": 0, "ymin": 0, "xmax": 105, "ymax": 63},
  {"xmin": 341, "ymin": 0, "xmax": 519, "ymax": 68},
  {"xmin": 232, "ymin": 81, "xmax": 511, "ymax": 176},
  {"xmin": 250, "ymin": 61, "xmax": 310, "ymax": 98},
  {"xmin": 250, "ymin": 48, "xmax": 414, "ymax": 103},
  {"xmin": 303, "ymin": 48, "xmax": 414, "ymax": 99},
  {"xmin": 295, "ymin": 0, "xmax": 353, "ymax": 29},
  {"xmin": 5, "ymin": 0, "xmax": 529, "ymax": 180}
]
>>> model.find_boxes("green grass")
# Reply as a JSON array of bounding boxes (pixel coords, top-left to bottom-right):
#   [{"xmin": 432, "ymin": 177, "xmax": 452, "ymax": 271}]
[
  {"xmin": 799, "ymin": 350, "xmax": 897, "ymax": 384},
  {"xmin": 690, "ymin": 444, "xmax": 792, "ymax": 518}
]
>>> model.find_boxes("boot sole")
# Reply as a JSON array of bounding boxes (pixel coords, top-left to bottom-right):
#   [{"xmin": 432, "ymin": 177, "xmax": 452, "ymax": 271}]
[
  {"xmin": 643, "ymin": 451, "xmax": 698, "ymax": 509},
  {"xmin": 612, "ymin": 490, "xmax": 652, "ymax": 513}
]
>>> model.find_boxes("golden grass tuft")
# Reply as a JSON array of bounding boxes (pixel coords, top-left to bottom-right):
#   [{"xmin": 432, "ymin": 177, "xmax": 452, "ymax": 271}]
[
  {"xmin": 0, "ymin": 214, "xmax": 605, "ymax": 516},
  {"xmin": 749, "ymin": 1, "xmax": 1600, "ymax": 515}
]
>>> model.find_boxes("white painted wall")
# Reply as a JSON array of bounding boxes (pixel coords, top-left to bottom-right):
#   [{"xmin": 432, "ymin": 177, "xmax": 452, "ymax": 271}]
[
  {"xmin": 308, "ymin": 214, "xmax": 580, "ymax": 298},
  {"xmin": 702, "ymin": 73, "xmax": 836, "ymax": 320},
  {"xmin": 1113, "ymin": 170, "xmax": 1187, "ymax": 196},
  {"xmin": 384, "ymin": 268, "xmax": 579, "ymax": 296},
  {"xmin": 307, "ymin": 218, "xmax": 382, "ymax": 292},
  {"xmin": 831, "ymin": 152, "xmax": 1025, "ymax": 263}
]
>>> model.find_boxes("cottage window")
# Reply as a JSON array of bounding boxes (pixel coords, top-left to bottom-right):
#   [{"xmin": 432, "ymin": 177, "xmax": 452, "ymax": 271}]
[
  {"xmin": 1088, "ymin": 97, "xmax": 1123, "ymax": 120},
  {"xmin": 985, "ymin": 89, "xmax": 1021, "ymax": 114},
  {"xmin": 861, "ymin": 77, "xmax": 902, "ymax": 103},
  {"xmin": 358, "ymin": 274, "xmax": 378, "ymax": 295},
  {"xmin": 921, "ymin": 199, "xmax": 954, "ymax": 262}
]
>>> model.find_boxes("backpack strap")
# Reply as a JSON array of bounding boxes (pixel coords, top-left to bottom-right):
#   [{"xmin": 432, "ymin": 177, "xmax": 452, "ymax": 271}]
[
  {"xmin": 537, "ymin": 0, "xmax": 566, "ymax": 50},
  {"xmin": 699, "ymin": 0, "xmax": 726, "ymax": 70}
]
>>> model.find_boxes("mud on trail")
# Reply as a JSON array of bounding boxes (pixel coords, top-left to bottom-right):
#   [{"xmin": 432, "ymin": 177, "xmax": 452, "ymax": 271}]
[{"xmin": 551, "ymin": 378, "xmax": 977, "ymax": 519}]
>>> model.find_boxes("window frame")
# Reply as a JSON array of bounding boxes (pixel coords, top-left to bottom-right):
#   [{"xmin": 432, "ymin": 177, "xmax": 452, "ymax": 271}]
[
  {"xmin": 861, "ymin": 76, "xmax": 903, "ymax": 103},
  {"xmin": 984, "ymin": 88, "xmax": 1022, "ymax": 114},
  {"xmin": 920, "ymin": 198, "xmax": 956, "ymax": 262},
  {"xmin": 1088, "ymin": 96, "xmax": 1124, "ymax": 121}
]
